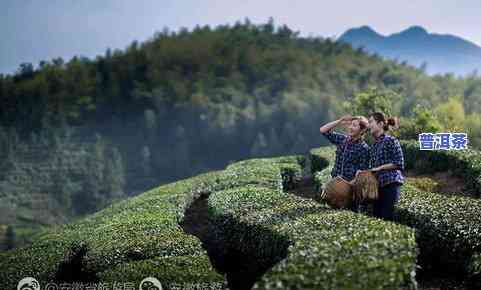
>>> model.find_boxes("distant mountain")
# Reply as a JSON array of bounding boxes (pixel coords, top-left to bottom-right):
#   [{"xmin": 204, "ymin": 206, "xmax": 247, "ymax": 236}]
[{"xmin": 338, "ymin": 25, "xmax": 481, "ymax": 76}]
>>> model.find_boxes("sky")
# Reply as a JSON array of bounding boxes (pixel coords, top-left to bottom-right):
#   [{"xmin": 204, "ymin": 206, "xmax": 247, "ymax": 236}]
[{"xmin": 2, "ymin": 0, "xmax": 481, "ymax": 75}]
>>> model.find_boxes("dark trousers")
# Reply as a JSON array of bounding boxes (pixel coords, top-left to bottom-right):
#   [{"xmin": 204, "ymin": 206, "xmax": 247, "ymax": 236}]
[
  {"xmin": 373, "ymin": 182, "xmax": 402, "ymax": 221},
  {"xmin": 349, "ymin": 197, "xmax": 361, "ymax": 213}
]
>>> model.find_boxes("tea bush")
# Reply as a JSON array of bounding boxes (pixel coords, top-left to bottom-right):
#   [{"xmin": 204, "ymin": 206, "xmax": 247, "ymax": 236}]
[
  {"xmin": 209, "ymin": 153, "xmax": 417, "ymax": 289},
  {"xmin": 208, "ymin": 184, "xmax": 418, "ymax": 290},
  {"xmin": 401, "ymin": 140, "xmax": 481, "ymax": 197},
  {"xmin": 0, "ymin": 171, "xmax": 229, "ymax": 289},
  {"xmin": 311, "ymin": 144, "xmax": 481, "ymax": 287}
]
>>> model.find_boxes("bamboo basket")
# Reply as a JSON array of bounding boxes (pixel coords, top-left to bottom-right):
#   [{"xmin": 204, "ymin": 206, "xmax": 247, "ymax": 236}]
[
  {"xmin": 352, "ymin": 170, "xmax": 379, "ymax": 201},
  {"xmin": 321, "ymin": 176, "xmax": 353, "ymax": 209}
]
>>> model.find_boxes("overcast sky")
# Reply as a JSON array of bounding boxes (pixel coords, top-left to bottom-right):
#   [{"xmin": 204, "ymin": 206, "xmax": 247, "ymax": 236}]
[{"xmin": 2, "ymin": 0, "xmax": 481, "ymax": 75}]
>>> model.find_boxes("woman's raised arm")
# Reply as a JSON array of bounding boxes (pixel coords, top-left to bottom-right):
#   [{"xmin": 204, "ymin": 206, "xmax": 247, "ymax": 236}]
[{"xmin": 319, "ymin": 115, "xmax": 353, "ymax": 133}]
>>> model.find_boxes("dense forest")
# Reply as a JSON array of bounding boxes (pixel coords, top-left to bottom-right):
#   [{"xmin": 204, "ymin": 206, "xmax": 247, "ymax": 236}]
[{"xmin": 2, "ymin": 18, "xmax": 481, "ymax": 249}]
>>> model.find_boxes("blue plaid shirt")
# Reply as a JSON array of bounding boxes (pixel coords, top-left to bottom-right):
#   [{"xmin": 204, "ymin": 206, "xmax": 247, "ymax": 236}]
[
  {"xmin": 370, "ymin": 133, "xmax": 405, "ymax": 187},
  {"xmin": 322, "ymin": 130, "xmax": 370, "ymax": 181}
]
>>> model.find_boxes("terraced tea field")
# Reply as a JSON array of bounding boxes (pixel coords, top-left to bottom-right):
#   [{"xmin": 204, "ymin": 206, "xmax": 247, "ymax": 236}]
[{"xmin": 1, "ymin": 142, "xmax": 480, "ymax": 289}]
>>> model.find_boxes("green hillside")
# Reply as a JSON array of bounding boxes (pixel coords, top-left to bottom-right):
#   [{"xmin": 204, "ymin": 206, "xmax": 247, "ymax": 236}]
[
  {"xmin": 4, "ymin": 20, "xmax": 481, "ymax": 240},
  {"xmin": 3, "ymin": 19, "xmax": 481, "ymax": 251},
  {"xmin": 1, "ymin": 143, "xmax": 480, "ymax": 290},
  {"xmin": 2, "ymin": 20, "xmax": 481, "ymax": 288}
]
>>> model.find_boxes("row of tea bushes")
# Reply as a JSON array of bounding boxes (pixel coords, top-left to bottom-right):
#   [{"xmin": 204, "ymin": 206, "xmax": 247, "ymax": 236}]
[
  {"xmin": 98, "ymin": 157, "xmax": 310, "ymax": 288},
  {"xmin": 311, "ymin": 148, "xmax": 335, "ymax": 190},
  {"xmin": 0, "ymin": 152, "xmax": 306, "ymax": 289},
  {"xmin": 311, "ymin": 147, "xmax": 338, "ymax": 203},
  {"xmin": 208, "ymin": 183, "xmax": 418, "ymax": 290},
  {"xmin": 0, "ymin": 146, "xmax": 422, "ymax": 289},
  {"xmin": 401, "ymin": 140, "xmax": 481, "ymax": 197},
  {"xmin": 275, "ymin": 155, "xmax": 307, "ymax": 190},
  {"xmin": 310, "ymin": 145, "xmax": 481, "ymax": 288},
  {"xmin": 395, "ymin": 184, "xmax": 481, "ymax": 288},
  {"xmin": 208, "ymin": 153, "xmax": 418, "ymax": 289},
  {"xmin": 309, "ymin": 147, "xmax": 334, "ymax": 175},
  {"xmin": 312, "ymin": 141, "xmax": 481, "ymax": 198},
  {"xmin": 0, "ymin": 171, "xmax": 229, "ymax": 289}
]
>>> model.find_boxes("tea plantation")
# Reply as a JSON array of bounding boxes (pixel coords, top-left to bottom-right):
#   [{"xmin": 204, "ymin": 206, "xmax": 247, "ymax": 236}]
[
  {"xmin": 312, "ymin": 142, "xmax": 481, "ymax": 289},
  {"xmin": 1, "ymin": 143, "xmax": 480, "ymax": 289}
]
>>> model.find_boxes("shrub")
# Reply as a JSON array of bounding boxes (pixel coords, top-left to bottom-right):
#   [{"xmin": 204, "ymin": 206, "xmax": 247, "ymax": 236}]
[
  {"xmin": 0, "ymin": 148, "xmax": 421, "ymax": 290},
  {"xmin": 395, "ymin": 184, "xmax": 481, "ymax": 285},
  {"xmin": 309, "ymin": 147, "xmax": 333, "ymax": 174},
  {"xmin": 311, "ymin": 144, "xmax": 481, "ymax": 286},
  {"xmin": 0, "ymin": 154, "xmax": 305, "ymax": 289},
  {"xmin": 98, "ymin": 255, "xmax": 225, "ymax": 289},
  {"xmin": 0, "ymin": 172, "xmax": 228, "ymax": 289},
  {"xmin": 401, "ymin": 140, "xmax": 481, "ymax": 197},
  {"xmin": 208, "ymin": 151, "xmax": 417, "ymax": 290},
  {"xmin": 208, "ymin": 184, "xmax": 418, "ymax": 290},
  {"xmin": 310, "ymin": 147, "xmax": 336, "ymax": 197}
]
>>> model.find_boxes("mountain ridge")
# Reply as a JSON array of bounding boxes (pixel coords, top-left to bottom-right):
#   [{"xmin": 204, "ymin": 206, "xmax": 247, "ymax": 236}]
[{"xmin": 338, "ymin": 25, "xmax": 481, "ymax": 75}]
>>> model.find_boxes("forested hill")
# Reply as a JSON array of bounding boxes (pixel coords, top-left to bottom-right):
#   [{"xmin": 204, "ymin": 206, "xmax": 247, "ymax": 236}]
[{"xmin": 2, "ymin": 19, "xmax": 481, "ymax": 249}]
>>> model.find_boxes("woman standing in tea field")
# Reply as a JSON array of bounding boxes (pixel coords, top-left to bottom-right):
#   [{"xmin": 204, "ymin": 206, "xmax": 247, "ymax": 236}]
[{"xmin": 320, "ymin": 115, "xmax": 370, "ymax": 212}]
